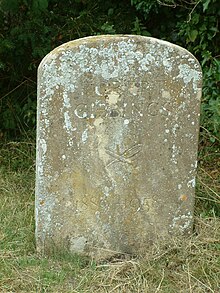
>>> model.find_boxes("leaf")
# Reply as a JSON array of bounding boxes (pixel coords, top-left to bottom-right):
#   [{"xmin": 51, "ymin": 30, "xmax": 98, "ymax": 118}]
[
  {"xmin": 203, "ymin": 0, "xmax": 211, "ymax": 12},
  {"xmin": 1, "ymin": 0, "xmax": 19, "ymax": 13},
  {"xmin": 100, "ymin": 22, "xmax": 116, "ymax": 34},
  {"xmin": 32, "ymin": 0, "xmax": 48, "ymax": 12},
  {"xmin": 210, "ymin": 136, "xmax": 215, "ymax": 143},
  {"xmin": 108, "ymin": 8, "xmax": 114, "ymax": 16},
  {"xmin": 191, "ymin": 13, "xmax": 200, "ymax": 25},
  {"xmin": 188, "ymin": 29, "xmax": 198, "ymax": 42},
  {"xmin": 0, "ymin": 61, "xmax": 5, "ymax": 70},
  {"xmin": 38, "ymin": 0, "xmax": 48, "ymax": 10}
]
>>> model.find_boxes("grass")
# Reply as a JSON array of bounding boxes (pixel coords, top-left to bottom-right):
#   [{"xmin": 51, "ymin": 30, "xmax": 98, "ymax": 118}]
[{"xmin": 0, "ymin": 132, "xmax": 219, "ymax": 292}]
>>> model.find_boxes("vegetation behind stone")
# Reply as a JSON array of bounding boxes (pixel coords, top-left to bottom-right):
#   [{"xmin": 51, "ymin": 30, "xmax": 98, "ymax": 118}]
[{"xmin": 0, "ymin": 0, "xmax": 219, "ymax": 140}]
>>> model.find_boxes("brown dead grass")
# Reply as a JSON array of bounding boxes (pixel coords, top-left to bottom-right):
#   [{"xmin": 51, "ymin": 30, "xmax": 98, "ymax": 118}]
[{"xmin": 72, "ymin": 217, "xmax": 219, "ymax": 293}]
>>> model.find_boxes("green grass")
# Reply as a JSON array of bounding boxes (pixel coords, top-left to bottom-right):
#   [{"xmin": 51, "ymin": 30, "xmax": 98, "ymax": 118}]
[{"xmin": 0, "ymin": 134, "xmax": 219, "ymax": 292}]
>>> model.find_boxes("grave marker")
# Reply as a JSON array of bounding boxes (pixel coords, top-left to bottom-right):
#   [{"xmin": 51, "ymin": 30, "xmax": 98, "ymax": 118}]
[{"xmin": 36, "ymin": 35, "xmax": 202, "ymax": 258}]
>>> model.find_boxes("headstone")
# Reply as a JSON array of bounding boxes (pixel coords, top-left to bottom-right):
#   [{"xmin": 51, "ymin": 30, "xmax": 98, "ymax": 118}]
[{"xmin": 36, "ymin": 35, "xmax": 202, "ymax": 258}]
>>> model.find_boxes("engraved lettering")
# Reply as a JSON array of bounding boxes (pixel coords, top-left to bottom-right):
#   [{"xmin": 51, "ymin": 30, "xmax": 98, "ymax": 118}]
[
  {"xmin": 147, "ymin": 102, "xmax": 159, "ymax": 116},
  {"xmin": 94, "ymin": 103, "xmax": 106, "ymax": 118},
  {"xmin": 109, "ymin": 109, "xmax": 120, "ymax": 117},
  {"xmin": 73, "ymin": 81, "xmax": 171, "ymax": 120},
  {"xmin": 74, "ymin": 104, "xmax": 88, "ymax": 119},
  {"xmin": 161, "ymin": 101, "xmax": 171, "ymax": 116}
]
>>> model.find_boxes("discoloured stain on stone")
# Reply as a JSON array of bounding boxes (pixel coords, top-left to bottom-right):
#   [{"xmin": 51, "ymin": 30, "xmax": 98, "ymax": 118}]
[{"xmin": 36, "ymin": 35, "xmax": 202, "ymax": 258}]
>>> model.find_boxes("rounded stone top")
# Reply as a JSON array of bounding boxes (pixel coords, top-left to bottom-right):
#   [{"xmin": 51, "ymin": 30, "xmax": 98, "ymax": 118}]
[{"xmin": 38, "ymin": 35, "xmax": 202, "ymax": 96}]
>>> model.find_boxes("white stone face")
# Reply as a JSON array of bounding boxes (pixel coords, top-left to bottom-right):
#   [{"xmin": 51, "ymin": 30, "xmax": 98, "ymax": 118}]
[{"xmin": 36, "ymin": 35, "xmax": 202, "ymax": 258}]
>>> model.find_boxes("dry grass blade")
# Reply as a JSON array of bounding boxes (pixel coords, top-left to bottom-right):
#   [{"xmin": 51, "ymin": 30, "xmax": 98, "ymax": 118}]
[
  {"xmin": 154, "ymin": 268, "xmax": 165, "ymax": 293},
  {"xmin": 197, "ymin": 176, "xmax": 220, "ymax": 201}
]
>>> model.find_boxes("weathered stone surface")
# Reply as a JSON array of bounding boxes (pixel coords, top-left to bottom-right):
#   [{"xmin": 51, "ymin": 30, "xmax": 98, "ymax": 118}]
[{"xmin": 36, "ymin": 35, "xmax": 202, "ymax": 258}]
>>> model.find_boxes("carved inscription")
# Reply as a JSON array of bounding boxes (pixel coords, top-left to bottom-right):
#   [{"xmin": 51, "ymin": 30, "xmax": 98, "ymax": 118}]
[
  {"xmin": 106, "ymin": 144, "xmax": 142, "ymax": 167},
  {"xmin": 72, "ymin": 80, "xmax": 171, "ymax": 120},
  {"xmin": 73, "ymin": 98, "xmax": 171, "ymax": 119},
  {"xmin": 74, "ymin": 104, "xmax": 88, "ymax": 119},
  {"xmin": 74, "ymin": 102, "xmax": 170, "ymax": 119}
]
